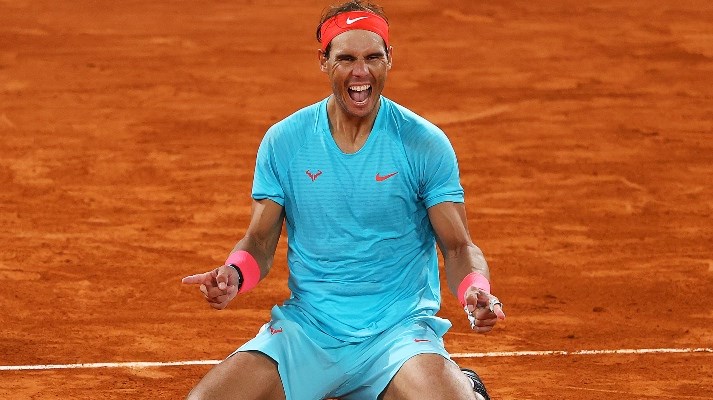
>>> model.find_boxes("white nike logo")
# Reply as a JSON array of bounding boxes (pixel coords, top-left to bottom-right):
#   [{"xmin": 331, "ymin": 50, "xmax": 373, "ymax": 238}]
[{"xmin": 346, "ymin": 16, "xmax": 368, "ymax": 25}]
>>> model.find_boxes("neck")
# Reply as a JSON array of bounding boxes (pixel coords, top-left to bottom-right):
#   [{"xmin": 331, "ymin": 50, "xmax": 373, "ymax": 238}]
[{"xmin": 326, "ymin": 97, "xmax": 381, "ymax": 153}]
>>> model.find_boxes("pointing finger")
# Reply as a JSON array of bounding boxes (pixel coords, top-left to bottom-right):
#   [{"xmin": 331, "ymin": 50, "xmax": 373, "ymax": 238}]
[
  {"xmin": 474, "ymin": 297, "xmax": 505, "ymax": 321},
  {"xmin": 485, "ymin": 294, "xmax": 505, "ymax": 320},
  {"xmin": 182, "ymin": 273, "xmax": 210, "ymax": 285},
  {"xmin": 493, "ymin": 303, "xmax": 506, "ymax": 320}
]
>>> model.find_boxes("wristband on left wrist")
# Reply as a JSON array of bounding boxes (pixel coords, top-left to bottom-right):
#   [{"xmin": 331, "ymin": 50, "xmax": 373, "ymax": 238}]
[{"xmin": 457, "ymin": 272, "xmax": 491, "ymax": 306}]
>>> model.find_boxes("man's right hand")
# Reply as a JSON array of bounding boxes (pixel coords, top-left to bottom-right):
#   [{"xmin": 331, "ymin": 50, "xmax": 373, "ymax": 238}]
[{"xmin": 182, "ymin": 265, "xmax": 240, "ymax": 309}]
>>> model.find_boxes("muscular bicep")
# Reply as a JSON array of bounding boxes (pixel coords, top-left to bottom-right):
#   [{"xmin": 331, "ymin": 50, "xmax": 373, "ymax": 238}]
[
  {"xmin": 428, "ymin": 201, "xmax": 489, "ymax": 295},
  {"xmin": 427, "ymin": 201, "xmax": 472, "ymax": 256},
  {"xmin": 244, "ymin": 199, "xmax": 285, "ymax": 252},
  {"xmin": 233, "ymin": 199, "xmax": 285, "ymax": 276}
]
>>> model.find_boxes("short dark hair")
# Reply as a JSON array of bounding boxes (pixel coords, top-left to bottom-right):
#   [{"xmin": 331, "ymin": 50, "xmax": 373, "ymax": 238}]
[{"xmin": 316, "ymin": 0, "xmax": 389, "ymax": 57}]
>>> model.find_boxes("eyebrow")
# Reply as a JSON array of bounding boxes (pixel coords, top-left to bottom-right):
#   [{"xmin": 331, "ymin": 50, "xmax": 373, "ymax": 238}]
[{"xmin": 334, "ymin": 50, "xmax": 386, "ymax": 59}]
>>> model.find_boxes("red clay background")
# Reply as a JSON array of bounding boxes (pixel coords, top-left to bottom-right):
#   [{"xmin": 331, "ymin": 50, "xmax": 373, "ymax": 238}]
[{"xmin": 1, "ymin": 1, "xmax": 711, "ymax": 399}]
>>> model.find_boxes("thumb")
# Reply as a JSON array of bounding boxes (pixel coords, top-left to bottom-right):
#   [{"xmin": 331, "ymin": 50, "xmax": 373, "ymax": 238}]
[
  {"xmin": 476, "ymin": 290, "xmax": 491, "ymax": 308},
  {"xmin": 463, "ymin": 287, "xmax": 483, "ymax": 313},
  {"xmin": 216, "ymin": 266, "xmax": 233, "ymax": 290}
]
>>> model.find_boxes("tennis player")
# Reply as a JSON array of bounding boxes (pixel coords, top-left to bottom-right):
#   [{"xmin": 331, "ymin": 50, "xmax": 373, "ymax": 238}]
[{"xmin": 182, "ymin": 1, "xmax": 505, "ymax": 399}]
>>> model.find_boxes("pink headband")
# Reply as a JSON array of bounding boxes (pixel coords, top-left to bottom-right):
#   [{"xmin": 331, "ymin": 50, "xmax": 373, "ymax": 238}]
[{"xmin": 319, "ymin": 11, "xmax": 389, "ymax": 52}]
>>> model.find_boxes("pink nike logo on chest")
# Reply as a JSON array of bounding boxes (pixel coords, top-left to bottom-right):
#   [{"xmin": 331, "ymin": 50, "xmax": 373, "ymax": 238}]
[{"xmin": 375, "ymin": 172, "xmax": 398, "ymax": 181}]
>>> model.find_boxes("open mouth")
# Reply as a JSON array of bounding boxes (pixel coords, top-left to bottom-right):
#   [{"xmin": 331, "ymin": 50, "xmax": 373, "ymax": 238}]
[{"xmin": 348, "ymin": 84, "xmax": 372, "ymax": 104}]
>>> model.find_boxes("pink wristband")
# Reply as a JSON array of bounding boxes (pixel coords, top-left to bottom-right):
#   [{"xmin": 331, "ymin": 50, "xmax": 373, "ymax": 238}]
[
  {"xmin": 457, "ymin": 272, "xmax": 490, "ymax": 306},
  {"xmin": 225, "ymin": 250, "xmax": 260, "ymax": 294}
]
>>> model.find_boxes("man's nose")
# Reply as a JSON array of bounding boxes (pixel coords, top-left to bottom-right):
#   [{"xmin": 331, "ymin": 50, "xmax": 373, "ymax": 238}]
[{"xmin": 351, "ymin": 59, "xmax": 369, "ymax": 76}]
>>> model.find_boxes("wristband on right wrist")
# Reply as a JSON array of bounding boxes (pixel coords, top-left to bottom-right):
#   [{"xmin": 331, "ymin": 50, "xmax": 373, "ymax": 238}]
[
  {"xmin": 227, "ymin": 264, "xmax": 244, "ymax": 290},
  {"xmin": 457, "ymin": 272, "xmax": 491, "ymax": 306},
  {"xmin": 225, "ymin": 250, "xmax": 260, "ymax": 294}
]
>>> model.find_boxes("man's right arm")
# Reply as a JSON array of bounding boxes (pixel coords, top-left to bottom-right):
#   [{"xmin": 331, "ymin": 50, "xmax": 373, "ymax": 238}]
[
  {"xmin": 182, "ymin": 198, "xmax": 285, "ymax": 309},
  {"xmin": 229, "ymin": 198, "xmax": 286, "ymax": 280}
]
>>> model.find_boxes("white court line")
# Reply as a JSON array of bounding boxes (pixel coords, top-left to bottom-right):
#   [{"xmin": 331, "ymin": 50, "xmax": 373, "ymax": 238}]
[
  {"xmin": 561, "ymin": 385, "xmax": 713, "ymax": 399},
  {"xmin": 1, "ymin": 347, "xmax": 710, "ymax": 372},
  {"xmin": 450, "ymin": 347, "xmax": 713, "ymax": 358},
  {"xmin": 0, "ymin": 360, "xmax": 222, "ymax": 371}
]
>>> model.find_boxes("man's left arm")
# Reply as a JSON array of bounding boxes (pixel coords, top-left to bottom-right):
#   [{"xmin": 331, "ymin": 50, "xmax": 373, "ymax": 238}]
[{"xmin": 428, "ymin": 201, "xmax": 506, "ymax": 332}]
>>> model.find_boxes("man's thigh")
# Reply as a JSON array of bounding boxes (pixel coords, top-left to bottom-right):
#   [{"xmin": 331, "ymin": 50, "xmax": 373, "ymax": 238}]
[
  {"xmin": 381, "ymin": 353, "xmax": 476, "ymax": 400},
  {"xmin": 335, "ymin": 318, "xmax": 454, "ymax": 400},
  {"xmin": 186, "ymin": 351, "xmax": 285, "ymax": 400}
]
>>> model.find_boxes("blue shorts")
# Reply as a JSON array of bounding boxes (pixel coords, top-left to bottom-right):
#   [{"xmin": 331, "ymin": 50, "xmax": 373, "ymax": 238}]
[{"xmin": 229, "ymin": 305, "xmax": 453, "ymax": 400}]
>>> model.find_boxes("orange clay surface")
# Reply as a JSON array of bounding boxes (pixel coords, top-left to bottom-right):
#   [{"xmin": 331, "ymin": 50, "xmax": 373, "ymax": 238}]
[{"xmin": 1, "ymin": 1, "xmax": 712, "ymax": 399}]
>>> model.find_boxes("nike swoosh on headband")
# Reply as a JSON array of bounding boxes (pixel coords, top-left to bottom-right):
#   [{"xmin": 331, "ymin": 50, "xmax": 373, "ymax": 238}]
[{"xmin": 346, "ymin": 16, "xmax": 368, "ymax": 24}]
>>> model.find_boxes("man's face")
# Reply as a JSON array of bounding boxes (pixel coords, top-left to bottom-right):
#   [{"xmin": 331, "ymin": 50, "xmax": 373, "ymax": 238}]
[{"xmin": 320, "ymin": 29, "xmax": 392, "ymax": 119}]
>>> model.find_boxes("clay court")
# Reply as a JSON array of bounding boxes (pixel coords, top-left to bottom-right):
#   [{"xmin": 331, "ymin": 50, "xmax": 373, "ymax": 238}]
[{"xmin": 1, "ymin": 0, "xmax": 712, "ymax": 398}]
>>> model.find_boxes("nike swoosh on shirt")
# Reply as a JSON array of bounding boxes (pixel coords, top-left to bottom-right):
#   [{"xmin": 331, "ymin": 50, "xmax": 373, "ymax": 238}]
[
  {"xmin": 375, "ymin": 172, "xmax": 398, "ymax": 182},
  {"xmin": 346, "ymin": 16, "xmax": 368, "ymax": 24}
]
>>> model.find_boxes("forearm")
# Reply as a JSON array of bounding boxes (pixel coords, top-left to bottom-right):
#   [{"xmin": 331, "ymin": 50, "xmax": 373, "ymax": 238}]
[
  {"xmin": 444, "ymin": 242, "xmax": 490, "ymax": 299},
  {"xmin": 229, "ymin": 234, "xmax": 278, "ymax": 280},
  {"xmin": 226, "ymin": 199, "xmax": 285, "ymax": 281},
  {"xmin": 427, "ymin": 201, "xmax": 493, "ymax": 300}
]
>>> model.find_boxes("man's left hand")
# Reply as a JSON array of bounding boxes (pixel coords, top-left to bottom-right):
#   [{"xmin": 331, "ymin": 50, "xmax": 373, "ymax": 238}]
[{"xmin": 463, "ymin": 288, "xmax": 506, "ymax": 333}]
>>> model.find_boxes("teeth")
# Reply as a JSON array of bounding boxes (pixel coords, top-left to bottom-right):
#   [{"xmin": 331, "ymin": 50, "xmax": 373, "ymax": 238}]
[{"xmin": 349, "ymin": 84, "xmax": 370, "ymax": 92}]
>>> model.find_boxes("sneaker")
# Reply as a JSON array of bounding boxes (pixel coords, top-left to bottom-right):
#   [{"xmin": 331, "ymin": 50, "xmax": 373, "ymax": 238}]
[{"xmin": 461, "ymin": 368, "xmax": 490, "ymax": 400}]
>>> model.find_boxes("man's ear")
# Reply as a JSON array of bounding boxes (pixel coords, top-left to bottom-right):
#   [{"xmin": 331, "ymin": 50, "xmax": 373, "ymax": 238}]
[
  {"xmin": 386, "ymin": 46, "xmax": 394, "ymax": 70},
  {"xmin": 318, "ymin": 49, "xmax": 328, "ymax": 72}
]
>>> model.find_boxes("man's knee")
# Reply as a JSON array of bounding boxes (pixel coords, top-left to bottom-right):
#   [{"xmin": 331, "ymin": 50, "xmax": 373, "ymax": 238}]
[
  {"xmin": 382, "ymin": 354, "xmax": 475, "ymax": 400},
  {"xmin": 185, "ymin": 351, "xmax": 285, "ymax": 400}
]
